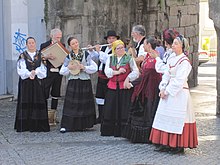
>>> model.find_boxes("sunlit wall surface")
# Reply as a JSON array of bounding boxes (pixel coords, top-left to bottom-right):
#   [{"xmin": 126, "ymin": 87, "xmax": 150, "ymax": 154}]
[{"xmin": 199, "ymin": 0, "xmax": 217, "ymax": 54}]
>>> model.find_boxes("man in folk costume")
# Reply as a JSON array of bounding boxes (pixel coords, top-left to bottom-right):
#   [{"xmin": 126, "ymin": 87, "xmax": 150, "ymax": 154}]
[
  {"xmin": 91, "ymin": 30, "xmax": 119, "ymax": 124},
  {"xmin": 40, "ymin": 28, "xmax": 65, "ymax": 124},
  {"xmin": 129, "ymin": 25, "xmax": 147, "ymax": 69}
]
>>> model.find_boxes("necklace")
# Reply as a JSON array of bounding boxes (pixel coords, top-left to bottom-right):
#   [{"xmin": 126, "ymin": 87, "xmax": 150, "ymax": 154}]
[
  {"xmin": 70, "ymin": 49, "xmax": 84, "ymax": 62},
  {"xmin": 116, "ymin": 56, "xmax": 123, "ymax": 70}
]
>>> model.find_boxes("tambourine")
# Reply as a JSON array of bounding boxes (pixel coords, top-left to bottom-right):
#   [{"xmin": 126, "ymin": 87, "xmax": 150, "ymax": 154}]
[{"xmin": 69, "ymin": 60, "xmax": 81, "ymax": 75}]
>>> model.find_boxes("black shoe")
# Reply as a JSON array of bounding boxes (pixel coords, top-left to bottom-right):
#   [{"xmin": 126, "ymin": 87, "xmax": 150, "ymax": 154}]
[
  {"xmin": 169, "ymin": 147, "xmax": 184, "ymax": 154},
  {"xmin": 154, "ymin": 144, "xmax": 161, "ymax": 151},
  {"xmin": 60, "ymin": 128, "xmax": 66, "ymax": 133},
  {"xmin": 154, "ymin": 145, "xmax": 170, "ymax": 152}
]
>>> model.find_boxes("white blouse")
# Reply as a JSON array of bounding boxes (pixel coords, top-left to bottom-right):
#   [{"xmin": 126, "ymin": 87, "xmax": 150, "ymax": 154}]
[
  {"xmin": 104, "ymin": 55, "xmax": 139, "ymax": 81},
  {"xmin": 17, "ymin": 51, "xmax": 47, "ymax": 80},
  {"xmin": 59, "ymin": 53, "xmax": 98, "ymax": 80},
  {"xmin": 155, "ymin": 48, "xmax": 175, "ymax": 74}
]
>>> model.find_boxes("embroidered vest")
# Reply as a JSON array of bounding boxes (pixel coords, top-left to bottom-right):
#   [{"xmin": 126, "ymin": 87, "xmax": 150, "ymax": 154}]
[
  {"xmin": 67, "ymin": 50, "xmax": 91, "ymax": 80},
  {"xmin": 20, "ymin": 51, "xmax": 41, "ymax": 71},
  {"xmin": 107, "ymin": 55, "xmax": 131, "ymax": 89}
]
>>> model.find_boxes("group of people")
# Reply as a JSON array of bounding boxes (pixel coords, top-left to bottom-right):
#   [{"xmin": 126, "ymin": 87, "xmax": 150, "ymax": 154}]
[{"xmin": 14, "ymin": 25, "xmax": 198, "ymax": 154}]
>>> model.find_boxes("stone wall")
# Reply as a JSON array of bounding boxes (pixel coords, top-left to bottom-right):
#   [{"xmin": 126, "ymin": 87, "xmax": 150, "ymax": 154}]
[
  {"xmin": 158, "ymin": 0, "xmax": 200, "ymax": 87},
  {"xmin": 46, "ymin": 0, "xmax": 200, "ymax": 91}
]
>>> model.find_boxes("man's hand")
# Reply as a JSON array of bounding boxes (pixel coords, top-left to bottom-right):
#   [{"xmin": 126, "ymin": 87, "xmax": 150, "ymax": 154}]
[
  {"xmin": 87, "ymin": 45, "xmax": 94, "ymax": 52},
  {"xmin": 94, "ymin": 45, "xmax": 101, "ymax": 52},
  {"xmin": 46, "ymin": 53, "xmax": 56, "ymax": 60}
]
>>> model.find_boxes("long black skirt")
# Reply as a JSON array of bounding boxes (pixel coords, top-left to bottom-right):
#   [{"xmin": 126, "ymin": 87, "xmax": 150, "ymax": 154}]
[
  {"xmin": 122, "ymin": 94, "xmax": 160, "ymax": 143},
  {"xmin": 95, "ymin": 77, "xmax": 108, "ymax": 100},
  {"xmin": 14, "ymin": 78, "xmax": 50, "ymax": 132},
  {"xmin": 61, "ymin": 79, "xmax": 96, "ymax": 131},
  {"xmin": 101, "ymin": 87, "xmax": 133, "ymax": 137}
]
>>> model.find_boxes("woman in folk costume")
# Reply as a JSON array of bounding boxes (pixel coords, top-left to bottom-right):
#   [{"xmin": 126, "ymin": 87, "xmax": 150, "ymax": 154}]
[
  {"xmin": 14, "ymin": 37, "xmax": 50, "ymax": 132},
  {"xmin": 122, "ymin": 36, "xmax": 162, "ymax": 143},
  {"xmin": 101, "ymin": 40, "xmax": 139, "ymax": 137},
  {"xmin": 155, "ymin": 29, "xmax": 179, "ymax": 74},
  {"xmin": 59, "ymin": 37, "xmax": 97, "ymax": 133},
  {"xmin": 149, "ymin": 35, "xmax": 198, "ymax": 154}
]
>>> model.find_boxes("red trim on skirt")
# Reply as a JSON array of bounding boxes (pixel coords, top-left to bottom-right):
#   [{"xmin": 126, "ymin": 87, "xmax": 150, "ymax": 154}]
[{"xmin": 149, "ymin": 122, "xmax": 198, "ymax": 148}]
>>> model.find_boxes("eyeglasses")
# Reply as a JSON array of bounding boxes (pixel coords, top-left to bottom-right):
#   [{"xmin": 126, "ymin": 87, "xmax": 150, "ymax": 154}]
[{"xmin": 116, "ymin": 47, "xmax": 125, "ymax": 50}]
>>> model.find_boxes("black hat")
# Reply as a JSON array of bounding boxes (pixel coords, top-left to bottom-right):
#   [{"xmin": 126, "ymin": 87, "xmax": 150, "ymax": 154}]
[{"xmin": 104, "ymin": 30, "xmax": 120, "ymax": 40}]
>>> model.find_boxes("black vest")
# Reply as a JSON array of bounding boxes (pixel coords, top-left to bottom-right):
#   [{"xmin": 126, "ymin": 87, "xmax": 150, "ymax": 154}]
[
  {"xmin": 135, "ymin": 37, "xmax": 145, "ymax": 55},
  {"xmin": 99, "ymin": 46, "xmax": 112, "ymax": 73},
  {"xmin": 21, "ymin": 51, "xmax": 41, "ymax": 71}
]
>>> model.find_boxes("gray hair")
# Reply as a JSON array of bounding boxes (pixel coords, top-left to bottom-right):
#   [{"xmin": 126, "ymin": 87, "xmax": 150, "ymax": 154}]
[
  {"xmin": 50, "ymin": 28, "xmax": 62, "ymax": 37},
  {"xmin": 132, "ymin": 25, "xmax": 146, "ymax": 36}
]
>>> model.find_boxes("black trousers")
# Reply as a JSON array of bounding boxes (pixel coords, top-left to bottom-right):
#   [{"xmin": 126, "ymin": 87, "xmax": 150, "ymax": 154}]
[{"xmin": 43, "ymin": 71, "xmax": 62, "ymax": 110}]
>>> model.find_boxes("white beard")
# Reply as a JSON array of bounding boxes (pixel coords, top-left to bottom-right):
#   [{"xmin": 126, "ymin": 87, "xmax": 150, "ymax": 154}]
[{"xmin": 132, "ymin": 38, "xmax": 138, "ymax": 43}]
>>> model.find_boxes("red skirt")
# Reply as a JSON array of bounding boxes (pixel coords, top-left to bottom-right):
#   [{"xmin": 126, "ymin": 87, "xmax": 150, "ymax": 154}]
[{"xmin": 149, "ymin": 122, "xmax": 198, "ymax": 148}]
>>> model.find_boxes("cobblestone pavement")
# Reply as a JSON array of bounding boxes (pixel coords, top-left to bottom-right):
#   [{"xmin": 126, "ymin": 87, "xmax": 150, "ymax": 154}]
[{"xmin": 0, "ymin": 61, "xmax": 220, "ymax": 165}]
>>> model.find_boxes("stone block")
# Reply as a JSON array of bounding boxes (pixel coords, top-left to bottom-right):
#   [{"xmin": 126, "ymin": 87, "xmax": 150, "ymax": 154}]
[
  {"xmin": 185, "ymin": 26, "xmax": 197, "ymax": 37},
  {"xmin": 187, "ymin": 5, "xmax": 199, "ymax": 15},
  {"xmin": 181, "ymin": 14, "xmax": 198, "ymax": 26},
  {"xmin": 146, "ymin": 21, "xmax": 156, "ymax": 35},
  {"xmin": 170, "ymin": 6, "xmax": 188, "ymax": 16},
  {"xmin": 147, "ymin": 13, "xmax": 158, "ymax": 22},
  {"xmin": 184, "ymin": 0, "xmax": 199, "ymax": 5},
  {"xmin": 169, "ymin": 16, "xmax": 179, "ymax": 28},
  {"xmin": 175, "ymin": 27, "xmax": 185, "ymax": 36},
  {"xmin": 166, "ymin": 0, "xmax": 183, "ymax": 6}
]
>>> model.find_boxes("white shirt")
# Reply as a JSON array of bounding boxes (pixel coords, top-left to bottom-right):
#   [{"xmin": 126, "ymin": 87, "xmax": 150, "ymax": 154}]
[{"xmin": 137, "ymin": 44, "xmax": 147, "ymax": 58}]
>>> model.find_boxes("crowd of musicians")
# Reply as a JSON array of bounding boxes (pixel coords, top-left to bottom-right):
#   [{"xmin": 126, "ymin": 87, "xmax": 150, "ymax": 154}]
[{"xmin": 14, "ymin": 25, "xmax": 198, "ymax": 154}]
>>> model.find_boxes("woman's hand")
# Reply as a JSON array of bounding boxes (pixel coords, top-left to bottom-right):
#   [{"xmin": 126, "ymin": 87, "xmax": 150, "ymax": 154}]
[
  {"xmin": 78, "ymin": 64, "xmax": 85, "ymax": 70},
  {"xmin": 113, "ymin": 68, "xmax": 126, "ymax": 76},
  {"xmin": 68, "ymin": 62, "xmax": 78, "ymax": 70},
  {"xmin": 125, "ymin": 82, "xmax": 133, "ymax": 89},
  {"xmin": 150, "ymin": 50, "xmax": 159, "ymax": 58},
  {"xmin": 123, "ymin": 77, "xmax": 130, "ymax": 89},
  {"xmin": 118, "ymin": 68, "xmax": 126, "ymax": 74},
  {"xmin": 159, "ymin": 90, "xmax": 167, "ymax": 99},
  {"xmin": 30, "ymin": 70, "xmax": 36, "ymax": 80}
]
